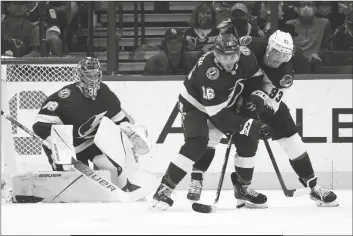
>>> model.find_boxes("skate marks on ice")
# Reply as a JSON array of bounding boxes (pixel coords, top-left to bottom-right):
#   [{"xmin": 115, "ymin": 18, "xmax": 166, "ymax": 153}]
[{"xmin": 2, "ymin": 190, "xmax": 352, "ymax": 235}]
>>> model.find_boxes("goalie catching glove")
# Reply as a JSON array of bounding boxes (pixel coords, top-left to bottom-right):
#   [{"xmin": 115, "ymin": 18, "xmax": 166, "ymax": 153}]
[{"xmin": 119, "ymin": 122, "xmax": 152, "ymax": 155}]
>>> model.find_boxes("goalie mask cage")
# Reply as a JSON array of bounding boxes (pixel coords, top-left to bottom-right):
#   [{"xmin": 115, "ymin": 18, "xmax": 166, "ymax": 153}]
[{"xmin": 1, "ymin": 57, "xmax": 83, "ymax": 180}]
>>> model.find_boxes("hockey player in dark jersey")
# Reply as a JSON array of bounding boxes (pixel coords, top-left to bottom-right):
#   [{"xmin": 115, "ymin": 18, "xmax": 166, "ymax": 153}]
[
  {"xmin": 187, "ymin": 30, "xmax": 338, "ymax": 207},
  {"xmin": 32, "ymin": 57, "xmax": 155, "ymax": 194},
  {"xmin": 151, "ymin": 34, "xmax": 273, "ymax": 210}
]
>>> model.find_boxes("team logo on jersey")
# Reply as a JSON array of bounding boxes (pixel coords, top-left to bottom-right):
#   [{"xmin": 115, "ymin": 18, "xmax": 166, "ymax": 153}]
[
  {"xmin": 240, "ymin": 46, "xmax": 250, "ymax": 56},
  {"xmin": 77, "ymin": 111, "xmax": 107, "ymax": 139},
  {"xmin": 58, "ymin": 88, "xmax": 71, "ymax": 99},
  {"xmin": 206, "ymin": 67, "xmax": 219, "ymax": 80},
  {"xmin": 279, "ymin": 74, "xmax": 293, "ymax": 88}
]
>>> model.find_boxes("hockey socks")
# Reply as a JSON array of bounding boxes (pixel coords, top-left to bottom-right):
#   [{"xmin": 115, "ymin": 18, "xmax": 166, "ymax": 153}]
[
  {"xmin": 192, "ymin": 147, "xmax": 216, "ymax": 172},
  {"xmin": 290, "ymin": 153, "xmax": 338, "ymax": 207},
  {"xmin": 187, "ymin": 148, "xmax": 216, "ymax": 201},
  {"xmin": 289, "ymin": 152, "xmax": 315, "ymax": 186}
]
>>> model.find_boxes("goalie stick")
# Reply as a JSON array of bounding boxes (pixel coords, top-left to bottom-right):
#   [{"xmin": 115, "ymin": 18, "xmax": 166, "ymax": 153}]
[
  {"xmin": 1, "ymin": 110, "xmax": 158, "ymax": 203},
  {"xmin": 192, "ymin": 133, "xmax": 234, "ymax": 213}
]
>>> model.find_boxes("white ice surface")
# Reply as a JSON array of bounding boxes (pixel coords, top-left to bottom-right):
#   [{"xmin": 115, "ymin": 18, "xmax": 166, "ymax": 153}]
[{"xmin": 2, "ymin": 190, "xmax": 352, "ymax": 235}]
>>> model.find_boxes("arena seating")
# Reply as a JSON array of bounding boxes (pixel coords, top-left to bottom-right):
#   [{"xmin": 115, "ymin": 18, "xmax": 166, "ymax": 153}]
[{"xmin": 70, "ymin": 1, "xmax": 199, "ymax": 74}]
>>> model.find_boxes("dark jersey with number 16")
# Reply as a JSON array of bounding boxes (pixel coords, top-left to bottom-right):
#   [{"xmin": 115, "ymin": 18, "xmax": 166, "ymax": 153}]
[{"xmin": 179, "ymin": 49, "xmax": 264, "ymax": 133}]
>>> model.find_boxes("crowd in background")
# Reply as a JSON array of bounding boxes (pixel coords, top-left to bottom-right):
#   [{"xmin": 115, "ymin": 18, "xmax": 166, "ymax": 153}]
[
  {"xmin": 1, "ymin": 1, "xmax": 353, "ymax": 75},
  {"xmin": 1, "ymin": 1, "xmax": 86, "ymax": 57},
  {"xmin": 144, "ymin": 1, "xmax": 353, "ymax": 75}
]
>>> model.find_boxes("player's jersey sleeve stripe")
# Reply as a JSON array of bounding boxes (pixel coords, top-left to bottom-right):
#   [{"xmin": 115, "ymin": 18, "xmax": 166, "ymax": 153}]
[
  {"xmin": 111, "ymin": 110, "xmax": 126, "ymax": 123},
  {"xmin": 180, "ymin": 86, "xmax": 207, "ymax": 113},
  {"xmin": 180, "ymin": 82, "xmax": 243, "ymax": 117},
  {"xmin": 251, "ymin": 68, "xmax": 263, "ymax": 77},
  {"xmin": 34, "ymin": 114, "xmax": 64, "ymax": 125},
  {"xmin": 75, "ymin": 139, "xmax": 94, "ymax": 154}
]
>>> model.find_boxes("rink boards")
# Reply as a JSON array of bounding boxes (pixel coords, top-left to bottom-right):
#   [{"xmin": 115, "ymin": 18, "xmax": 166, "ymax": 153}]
[{"xmin": 1, "ymin": 74, "xmax": 352, "ymax": 189}]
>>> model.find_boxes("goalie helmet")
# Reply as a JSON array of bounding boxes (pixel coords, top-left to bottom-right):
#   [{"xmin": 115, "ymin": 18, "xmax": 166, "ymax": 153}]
[
  {"xmin": 76, "ymin": 57, "xmax": 102, "ymax": 100},
  {"xmin": 266, "ymin": 30, "xmax": 294, "ymax": 68}
]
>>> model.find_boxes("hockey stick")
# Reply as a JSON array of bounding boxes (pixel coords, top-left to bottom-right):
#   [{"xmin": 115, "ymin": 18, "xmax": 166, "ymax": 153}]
[
  {"xmin": 256, "ymin": 112, "xmax": 308, "ymax": 197},
  {"xmin": 262, "ymin": 138, "xmax": 309, "ymax": 197},
  {"xmin": 192, "ymin": 133, "xmax": 234, "ymax": 213},
  {"xmin": 1, "ymin": 110, "xmax": 156, "ymax": 203}
]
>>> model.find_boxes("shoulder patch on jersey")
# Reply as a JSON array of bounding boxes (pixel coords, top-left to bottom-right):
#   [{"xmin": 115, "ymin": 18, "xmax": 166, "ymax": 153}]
[
  {"xmin": 240, "ymin": 46, "xmax": 251, "ymax": 56},
  {"xmin": 279, "ymin": 75, "xmax": 293, "ymax": 88},
  {"xmin": 58, "ymin": 88, "xmax": 71, "ymax": 99},
  {"xmin": 206, "ymin": 67, "xmax": 219, "ymax": 80}
]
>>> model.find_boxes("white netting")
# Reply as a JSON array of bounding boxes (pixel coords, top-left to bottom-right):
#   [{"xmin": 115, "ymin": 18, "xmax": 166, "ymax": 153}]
[{"xmin": 1, "ymin": 57, "xmax": 82, "ymax": 172}]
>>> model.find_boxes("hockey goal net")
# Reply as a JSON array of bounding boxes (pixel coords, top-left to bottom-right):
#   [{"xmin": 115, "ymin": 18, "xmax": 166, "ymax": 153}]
[{"xmin": 1, "ymin": 57, "xmax": 83, "ymax": 185}]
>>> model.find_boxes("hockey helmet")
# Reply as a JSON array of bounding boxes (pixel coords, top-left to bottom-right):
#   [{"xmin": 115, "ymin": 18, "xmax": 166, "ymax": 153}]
[
  {"xmin": 266, "ymin": 30, "xmax": 294, "ymax": 67},
  {"xmin": 213, "ymin": 34, "xmax": 241, "ymax": 72},
  {"xmin": 76, "ymin": 57, "xmax": 102, "ymax": 100},
  {"xmin": 214, "ymin": 33, "xmax": 240, "ymax": 55}
]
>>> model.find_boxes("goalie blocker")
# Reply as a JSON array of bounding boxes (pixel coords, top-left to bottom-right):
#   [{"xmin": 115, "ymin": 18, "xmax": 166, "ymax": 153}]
[{"xmin": 11, "ymin": 118, "xmax": 157, "ymax": 203}]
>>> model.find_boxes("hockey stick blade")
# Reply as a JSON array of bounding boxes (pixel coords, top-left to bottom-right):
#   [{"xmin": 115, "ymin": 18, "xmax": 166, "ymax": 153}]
[{"xmin": 192, "ymin": 202, "xmax": 216, "ymax": 213}]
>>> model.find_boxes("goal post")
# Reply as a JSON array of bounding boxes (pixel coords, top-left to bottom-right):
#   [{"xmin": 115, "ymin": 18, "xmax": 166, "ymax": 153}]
[{"xmin": 1, "ymin": 57, "xmax": 83, "ymax": 186}]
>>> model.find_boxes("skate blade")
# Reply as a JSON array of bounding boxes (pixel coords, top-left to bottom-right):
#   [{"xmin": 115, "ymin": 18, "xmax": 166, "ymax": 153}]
[
  {"xmin": 236, "ymin": 199, "xmax": 268, "ymax": 209},
  {"xmin": 149, "ymin": 199, "xmax": 171, "ymax": 211},
  {"xmin": 310, "ymin": 196, "xmax": 340, "ymax": 207},
  {"xmin": 314, "ymin": 199, "xmax": 339, "ymax": 207},
  {"xmin": 187, "ymin": 196, "xmax": 200, "ymax": 202}
]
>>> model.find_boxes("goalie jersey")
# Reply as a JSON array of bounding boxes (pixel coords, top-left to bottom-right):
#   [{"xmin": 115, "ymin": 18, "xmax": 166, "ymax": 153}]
[{"xmin": 32, "ymin": 82, "xmax": 130, "ymax": 154}]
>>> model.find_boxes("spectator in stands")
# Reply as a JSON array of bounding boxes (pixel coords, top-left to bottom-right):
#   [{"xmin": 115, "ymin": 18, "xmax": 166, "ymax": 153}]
[
  {"xmin": 184, "ymin": 3, "xmax": 220, "ymax": 53},
  {"xmin": 213, "ymin": 1, "xmax": 234, "ymax": 32},
  {"xmin": 316, "ymin": 1, "xmax": 346, "ymax": 33},
  {"xmin": 25, "ymin": 2, "xmax": 71, "ymax": 56},
  {"xmin": 225, "ymin": 3, "xmax": 266, "ymax": 38},
  {"xmin": 1, "ymin": 2, "xmax": 40, "ymax": 57},
  {"xmin": 333, "ymin": 3, "xmax": 353, "ymax": 50},
  {"xmin": 286, "ymin": 1, "xmax": 333, "ymax": 73},
  {"xmin": 144, "ymin": 28, "xmax": 194, "ymax": 75}
]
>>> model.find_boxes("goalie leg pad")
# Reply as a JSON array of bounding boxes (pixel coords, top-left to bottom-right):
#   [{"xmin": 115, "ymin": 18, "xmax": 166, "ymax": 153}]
[
  {"xmin": 94, "ymin": 117, "xmax": 158, "ymax": 191},
  {"xmin": 51, "ymin": 125, "xmax": 76, "ymax": 165},
  {"xmin": 11, "ymin": 171, "xmax": 116, "ymax": 203}
]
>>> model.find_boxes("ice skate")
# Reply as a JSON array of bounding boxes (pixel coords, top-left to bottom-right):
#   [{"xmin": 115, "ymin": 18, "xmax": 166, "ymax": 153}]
[
  {"xmin": 300, "ymin": 176, "xmax": 339, "ymax": 207},
  {"xmin": 231, "ymin": 172, "xmax": 268, "ymax": 209},
  {"xmin": 151, "ymin": 183, "xmax": 174, "ymax": 210},
  {"xmin": 187, "ymin": 172, "xmax": 203, "ymax": 201},
  {"xmin": 310, "ymin": 185, "xmax": 339, "ymax": 207}
]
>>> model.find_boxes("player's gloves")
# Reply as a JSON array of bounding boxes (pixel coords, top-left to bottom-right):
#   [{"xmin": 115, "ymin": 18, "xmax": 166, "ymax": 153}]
[
  {"xmin": 248, "ymin": 90, "xmax": 269, "ymax": 113},
  {"xmin": 245, "ymin": 90, "xmax": 275, "ymax": 118},
  {"xmin": 239, "ymin": 118, "xmax": 271, "ymax": 140}
]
